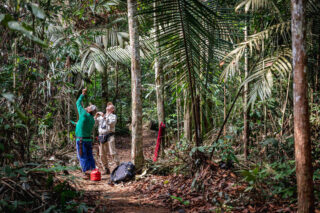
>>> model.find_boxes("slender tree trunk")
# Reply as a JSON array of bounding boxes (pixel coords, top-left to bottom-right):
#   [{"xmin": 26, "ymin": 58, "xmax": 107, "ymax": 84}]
[
  {"xmin": 317, "ymin": 29, "xmax": 320, "ymax": 93},
  {"xmin": 184, "ymin": 91, "xmax": 192, "ymax": 142},
  {"xmin": 13, "ymin": 38, "xmax": 17, "ymax": 91},
  {"xmin": 102, "ymin": 68, "xmax": 109, "ymax": 108},
  {"xmin": 177, "ymin": 96, "xmax": 181, "ymax": 141},
  {"xmin": 113, "ymin": 64, "xmax": 119, "ymax": 104},
  {"xmin": 263, "ymin": 104, "xmax": 268, "ymax": 157},
  {"xmin": 280, "ymin": 72, "xmax": 291, "ymax": 137},
  {"xmin": 128, "ymin": 0, "xmax": 144, "ymax": 170},
  {"xmin": 154, "ymin": 2, "xmax": 165, "ymax": 152},
  {"xmin": 66, "ymin": 56, "xmax": 71, "ymax": 144},
  {"xmin": 263, "ymin": 104, "xmax": 267, "ymax": 139},
  {"xmin": 292, "ymin": 0, "xmax": 314, "ymax": 211},
  {"xmin": 176, "ymin": 71, "xmax": 181, "ymax": 141},
  {"xmin": 224, "ymin": 83, "xmax": 227, "ymax": 136},
  {"xmin": 243, "ymin": 22, "xmax": 249, "ymax": 160}
]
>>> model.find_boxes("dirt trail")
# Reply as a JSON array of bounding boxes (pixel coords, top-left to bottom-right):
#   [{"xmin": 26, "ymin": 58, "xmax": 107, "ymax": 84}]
[{"xmin": 68, "ymin": 129, "xmax": 170, "ymax": 213}]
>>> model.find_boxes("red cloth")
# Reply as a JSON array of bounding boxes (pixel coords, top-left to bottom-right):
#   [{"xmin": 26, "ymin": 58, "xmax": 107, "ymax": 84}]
[{"xmin": 153, "ymin": 122, "xmax": 166, "ymax": 162}]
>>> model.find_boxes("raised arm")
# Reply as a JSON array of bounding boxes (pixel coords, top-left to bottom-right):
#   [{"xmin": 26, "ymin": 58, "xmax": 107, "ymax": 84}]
[
  {"xmin": 94, "ymin": 112, "xmax": 104, "ymax": 120},
  {"xmin": 76, "ymin": 89, "xmax": 87, "ymax": 114}
]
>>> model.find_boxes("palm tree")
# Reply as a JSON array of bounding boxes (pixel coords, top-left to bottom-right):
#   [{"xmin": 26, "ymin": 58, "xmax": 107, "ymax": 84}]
[
  {"xmin": 221, "ymin": 0, "xmax": 320, "ymax": 210},
  {"xmin": 143, "ymin": 0, "xmax": 218, "ymax": 150}
]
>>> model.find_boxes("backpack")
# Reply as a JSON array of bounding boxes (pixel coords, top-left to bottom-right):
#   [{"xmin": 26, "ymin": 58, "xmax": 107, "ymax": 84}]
[{"xmin": 110, "ymin": 162, "xmax": 135, "ymax": 183}]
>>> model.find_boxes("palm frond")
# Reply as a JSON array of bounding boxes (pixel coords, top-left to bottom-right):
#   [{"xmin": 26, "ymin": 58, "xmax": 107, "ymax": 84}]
[
  {"xmin": 144, "ymin": 0, "xmax": 217, "ymax": 83},
  {"xmin": 235, "ymin": 0, "xmax": 280, "ymax": 14},
  {"xmin": 81, "ymin": 45, "xmax": 131, "ymax": 75},
  {"xmin": 142, "ymin": 0, "xmax": 219, "ymax": 145},
  {"xmin": 221, "ymin": 21, "xmax": 291, "ymax": 80},
  {"xmin": 307, "ymin": 0, "xmax": 320, "ymax": 16},
  {"xmin": 241, "ymin": 49, "xmax": 292, "ymax": 105}
]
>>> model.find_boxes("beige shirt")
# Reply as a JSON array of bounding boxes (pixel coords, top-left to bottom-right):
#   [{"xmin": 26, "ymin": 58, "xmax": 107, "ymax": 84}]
[{"xmin": 96, "ymin": 113, "xmax": 117, "ymax": 135}]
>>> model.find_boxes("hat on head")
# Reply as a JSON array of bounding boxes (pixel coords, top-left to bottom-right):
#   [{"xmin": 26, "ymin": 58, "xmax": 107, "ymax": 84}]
[{"xmin": 89, "ymin": 105, "xmax": 97, "ymax": 112}]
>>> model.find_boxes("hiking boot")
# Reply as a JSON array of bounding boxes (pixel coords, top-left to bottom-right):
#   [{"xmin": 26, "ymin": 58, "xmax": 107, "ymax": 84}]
[{"xmin": 81, "ymin": 173, "xmax": 89, "ymax": 180}]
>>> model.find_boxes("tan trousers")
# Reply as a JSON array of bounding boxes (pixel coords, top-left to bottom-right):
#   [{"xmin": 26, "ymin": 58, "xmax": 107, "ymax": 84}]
[{"xmin": 99, "ymin": 135, "xmax": 119, "ymax": 169}]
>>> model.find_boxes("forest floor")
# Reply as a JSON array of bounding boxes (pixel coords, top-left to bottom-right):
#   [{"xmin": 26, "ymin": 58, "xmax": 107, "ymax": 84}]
[
  {"xmin": 58, "ymin": 129, "xmax": 308, "ymax": 213},
  {"xmin": 64, "ymin": 129, "xmax": 171, "ymax": 213}
]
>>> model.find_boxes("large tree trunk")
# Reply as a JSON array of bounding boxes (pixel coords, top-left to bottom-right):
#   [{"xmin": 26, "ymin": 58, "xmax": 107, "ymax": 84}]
[
  {"xmin": 128, "ymin": 0, "xmax": 144, "ymax": 170},
  {"xmin": 291, "ymin": 0, "xmax": 314, "ymax": 212}
]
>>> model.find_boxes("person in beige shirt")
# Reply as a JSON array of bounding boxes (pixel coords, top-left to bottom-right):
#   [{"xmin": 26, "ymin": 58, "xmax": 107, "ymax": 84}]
[{"xmin": 95, "ymin": 102, "xmax": 119, "ymax": 174}]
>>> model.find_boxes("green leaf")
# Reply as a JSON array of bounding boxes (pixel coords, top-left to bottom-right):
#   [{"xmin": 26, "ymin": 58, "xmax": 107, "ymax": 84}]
[
  {"xmin": 2, "ymin": 93, "xmax": 14, "ymax": 102},
  {"xmin": 225, "ymin": 135, "xmax": 233, "ymax": 140},
  {"xmin": 44, "ymin": 205, "xmax": 56, "ymax": 213},
  {"xmin": 252, "ymin": 167, "xmax": 259, "ymax": 175},
  {"xmin": 170, "ymin": 195, "xmax": 183, "ymax": 202},
  {"xmin": 183, "ymin": 200, "xmax": 190, "ymax": 206},
  {"xmin": 28, "ymin": 3, "xmax": 46, "ymax": 19},
  {"xmin": 16, "ymin": 168, "xmax": 27, "ymax": 176},
  {"xmin": 244, "ymin": 185, "xmax": 253, "ymax": 192},
  {"xmin": 4, "ymin": 165, "xmax": 13, "ymax": 177},
  {"xmin": 77, "ymin": 203, "xmax": 88, "ymax": 213},
  {"xmin": 15, "ymin": 107, "xmax": 28, "ymax": 123},
  {"xmin": 197, "ymin": 146, "xmax": 205, "ymax": 153},
  {"xmin": 0, "ymin": 14, "xmax": 13, "ymax": 25},
  {"xmin": 7, "ymin": 21, "xmax": 47, "ymax": 46}
]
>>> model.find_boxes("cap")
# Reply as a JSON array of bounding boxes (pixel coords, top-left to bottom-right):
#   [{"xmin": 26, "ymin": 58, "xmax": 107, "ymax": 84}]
[{"xmin": 89, "ymin": 105, "xmax": 97, "ymax": 112}]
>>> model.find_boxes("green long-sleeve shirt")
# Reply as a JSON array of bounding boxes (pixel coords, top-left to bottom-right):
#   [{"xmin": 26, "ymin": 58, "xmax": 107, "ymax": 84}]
[{"xmin": 75, "ymin": 94, "xmax": 95, "ymax": 138}]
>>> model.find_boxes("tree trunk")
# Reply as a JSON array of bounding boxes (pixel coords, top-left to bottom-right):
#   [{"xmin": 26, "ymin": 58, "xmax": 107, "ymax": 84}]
[
  {"xmin": 176, "ymin": 71, "xmax": 181, "ymax": 141},
  {"xmin": 177, "ymin": 96, "xmax": 181, "ymax": 141},
  {"xmin": 113, "ymin": 64, "xmax": 119, "ymax": 104},
  {"xmin": 280, "ymin": 72, "xmax": 291, "ymax": 137},
  {"xmin": 102, "ymin": 68, "xmax": 109, "ymax": 108},
  {"xmin": 154, "ymin": 2, "xmax": 165, "ymax": 152},
  {"xmin": 243, "ymin": 22, "xmax": 249, "ymax": 160},
  {"xmin": 184, "ymin": 91, "xmax": 192, "ymax": 142},
  {"xmin": 291, "ymin": 0, "xmax": 314, "ymax": 211},
  {"xmin": 128, "ymin": 0, "xmax": 144, "ymax": 170},
  {"xmin": 223, "ymin": 83, "xmax": 227, "ymax": 136}
]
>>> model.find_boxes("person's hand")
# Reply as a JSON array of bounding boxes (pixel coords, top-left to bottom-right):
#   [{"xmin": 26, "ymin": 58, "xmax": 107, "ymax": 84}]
[{"xmin": 82, "ymin": 88, "xmax": 87, "ymax": 95}]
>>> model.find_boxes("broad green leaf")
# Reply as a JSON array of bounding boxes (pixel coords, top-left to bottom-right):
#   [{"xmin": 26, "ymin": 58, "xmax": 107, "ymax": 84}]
[{"xmin": 28, "ymin": 3, "xmax": 46, "ymax": 19}]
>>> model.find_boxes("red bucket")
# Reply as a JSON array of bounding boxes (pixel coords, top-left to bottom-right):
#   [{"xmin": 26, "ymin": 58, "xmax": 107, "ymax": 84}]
[{"xmin": 90, "ymin": 169, "xmax": 101, "ymax": 181}]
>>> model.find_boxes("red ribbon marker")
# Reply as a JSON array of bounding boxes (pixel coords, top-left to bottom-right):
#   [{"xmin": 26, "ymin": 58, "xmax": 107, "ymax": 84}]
[{"xmin": 153, "ymin": 122, "xmax": 166, "ymax": 162}]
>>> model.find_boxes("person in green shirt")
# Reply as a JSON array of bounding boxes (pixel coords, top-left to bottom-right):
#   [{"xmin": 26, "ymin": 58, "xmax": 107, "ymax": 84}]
[{"xmin": 75, "ymin": 88, "xmax": 97, "ymax": 177}]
